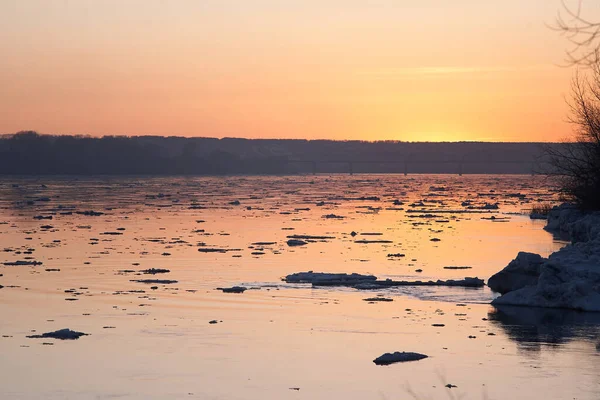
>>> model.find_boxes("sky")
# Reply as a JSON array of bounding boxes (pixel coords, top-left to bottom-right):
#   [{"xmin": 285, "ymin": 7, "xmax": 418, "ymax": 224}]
[{"xmin": 0, "ymin": 0, "xmax": 597, "ymax": 142}]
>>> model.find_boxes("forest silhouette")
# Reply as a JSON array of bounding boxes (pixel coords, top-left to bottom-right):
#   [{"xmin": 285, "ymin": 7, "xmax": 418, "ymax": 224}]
[{"xmin": 0, "ymin": 131, "xmax": 554, "ymax": 175}]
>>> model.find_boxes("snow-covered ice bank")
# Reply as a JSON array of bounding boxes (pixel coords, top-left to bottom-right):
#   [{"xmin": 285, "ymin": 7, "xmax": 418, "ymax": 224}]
[{"xmin": 490, "ymin": 204, "xmax": 600, "ymax": 311}]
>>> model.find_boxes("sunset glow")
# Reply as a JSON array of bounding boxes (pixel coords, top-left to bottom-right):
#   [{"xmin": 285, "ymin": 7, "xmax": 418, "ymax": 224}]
[{"xmin": 0, "ymin": 0, "xmax": 595, "ymax": 141}]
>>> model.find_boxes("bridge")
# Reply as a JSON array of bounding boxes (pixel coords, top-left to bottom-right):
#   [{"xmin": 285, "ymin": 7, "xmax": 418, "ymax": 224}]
[{"xmin": 286, "ymin": 158, "xmax": 543, "ymax": 176}]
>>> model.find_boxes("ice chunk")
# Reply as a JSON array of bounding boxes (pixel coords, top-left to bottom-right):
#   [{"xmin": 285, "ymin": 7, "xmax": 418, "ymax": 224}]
[
  {"xmin": 27, "ymin": 328, "xmax": 88, "ymax": 340},
  {"xmin": 373, "ymin": 352, "xmax": 428, "ymax": 365},
  {"xmin": 284, "ymin": 271, "xmax": 377, "ymax": 284}
]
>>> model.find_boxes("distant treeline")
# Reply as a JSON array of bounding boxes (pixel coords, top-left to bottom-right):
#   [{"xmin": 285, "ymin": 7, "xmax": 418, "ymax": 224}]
[
  {"xmin": 0, "ymin": 132, "xmax": 288, "ymax": 175},
  {"xmin": 0, "ymin": 131, "xmax": 554, "ymax": 175}
]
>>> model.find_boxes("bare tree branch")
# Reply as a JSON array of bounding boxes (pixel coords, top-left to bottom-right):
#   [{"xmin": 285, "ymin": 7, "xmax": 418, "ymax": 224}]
[
  {"xmin": 544, "ymin": 65, "xmax": 600, "ymax": 209},
  {"xmin": 553, "ymin": 0, "xmax": 600, "ymax": 66}
]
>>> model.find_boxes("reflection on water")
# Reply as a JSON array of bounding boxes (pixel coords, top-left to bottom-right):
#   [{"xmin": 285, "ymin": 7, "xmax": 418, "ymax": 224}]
[
  {"xmin": 1, "ymin": 174, "xmax": 598, "ymax": 400},
  {"xmin": 489, "ymin": 305, "xmax": 600, "ymax": 350}
]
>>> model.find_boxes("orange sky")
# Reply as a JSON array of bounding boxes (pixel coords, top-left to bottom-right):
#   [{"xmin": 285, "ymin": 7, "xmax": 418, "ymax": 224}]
[{"xmin": 0, "ymin": 0, "xmax": 595, "ymax": 142}]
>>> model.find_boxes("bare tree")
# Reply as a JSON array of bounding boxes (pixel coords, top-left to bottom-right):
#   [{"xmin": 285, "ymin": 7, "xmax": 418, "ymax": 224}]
[
  {"xmin": 544, "ymin": 1, "xmax": 600, "ymax": 209},
  {"xmin": 545, "ymin": 65, "xmax": 600, "ymax": 209},
  {"xmin": 554, "ymin": 0, "xmax": 600, "ymax": 66}
]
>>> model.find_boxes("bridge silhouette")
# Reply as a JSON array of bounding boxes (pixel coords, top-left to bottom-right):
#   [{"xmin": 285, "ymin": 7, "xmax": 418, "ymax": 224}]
[{"xmin": 286, "ymin": 157, "xmax": 542, "ymax": 175}]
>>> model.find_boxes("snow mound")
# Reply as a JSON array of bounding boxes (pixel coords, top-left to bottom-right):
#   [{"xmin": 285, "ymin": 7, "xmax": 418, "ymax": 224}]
[{"xmin": 488, "ymin": 252, "xmax": 546, "ymax": 294}]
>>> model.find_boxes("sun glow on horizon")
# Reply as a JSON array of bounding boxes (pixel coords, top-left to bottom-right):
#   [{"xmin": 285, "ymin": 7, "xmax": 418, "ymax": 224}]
[{"xmin": 401, "ymin": 132, "xmax": 472, "ymax": 143}]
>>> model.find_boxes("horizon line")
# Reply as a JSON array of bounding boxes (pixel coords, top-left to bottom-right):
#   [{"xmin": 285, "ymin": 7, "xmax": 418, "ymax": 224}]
[{"xmin": 0, "ymin": 131, "xmax": 562, "ymax": 145}]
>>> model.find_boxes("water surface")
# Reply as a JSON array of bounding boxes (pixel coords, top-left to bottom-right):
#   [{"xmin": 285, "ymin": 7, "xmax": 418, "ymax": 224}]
[{"xmin": 1, "ymin": 174, "xmax": 597, "ymax": 400}]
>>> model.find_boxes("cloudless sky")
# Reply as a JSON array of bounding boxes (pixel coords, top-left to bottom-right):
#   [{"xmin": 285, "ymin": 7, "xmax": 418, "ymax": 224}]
[{"xmin": 0, "ymin": 0, "xmax": 598, "ymax": 141}]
